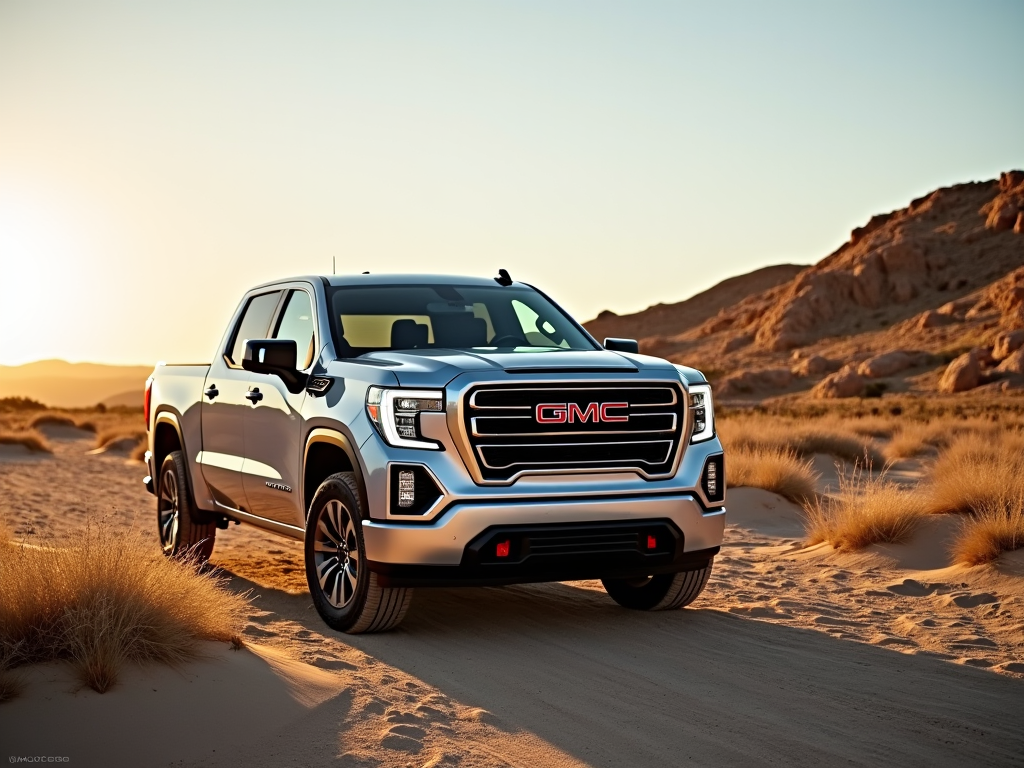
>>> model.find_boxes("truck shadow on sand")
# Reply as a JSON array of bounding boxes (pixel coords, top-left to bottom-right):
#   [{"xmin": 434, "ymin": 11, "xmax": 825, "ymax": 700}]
[{"xmin": 214, "ymin": 566, "xmax": 1024, "ymax": 768}]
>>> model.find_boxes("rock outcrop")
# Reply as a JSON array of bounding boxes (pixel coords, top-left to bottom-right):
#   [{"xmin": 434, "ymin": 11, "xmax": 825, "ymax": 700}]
[
  {"xmin": 857, "ymin": 351, "xmax": 926, "ymax": 378},
  {"xmin": 993, "ymin": 330, "xmax": 1024, "ymax": 361}
]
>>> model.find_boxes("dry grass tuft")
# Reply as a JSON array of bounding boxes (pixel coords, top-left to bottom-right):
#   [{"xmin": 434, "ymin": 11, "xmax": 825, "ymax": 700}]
[
  {"xmin": 952, "ymin": 495, "xmax": 1024, "ymax": 566},
  {"xmin": 804, "ymin": 465, "xmax": 929, "ymax": 550},
  {"xmin": 718, "ymin": 414, "xmax": 883, "ymax": 464},
  {"xmin": 0, "ymin": 524, "xmax": 247, "ymax": 694},
  {"xmin": 0, "ymin": 430, "xmax": 52, "ymax": 454},
  {"xmin": 884, "ymin": 417, "xmax": 1006, "ymax": 462},
  {"xmin": 26, "ymin": 413, "xmax": 97, "ymax": 433},
  {"xmin": 94, "ymin": 428, "xmax": 146, "ymax": 451},
  {"xmin": 729, "ymin": 447, "xmax": 819, "ymax": 504},
  {"xmin": 27, "ymin": 413, "xmax": 77, "ymax": 430},
  {"xmin": 926, "ymin": 431, "xmax": 1024, "ymax": 516}
]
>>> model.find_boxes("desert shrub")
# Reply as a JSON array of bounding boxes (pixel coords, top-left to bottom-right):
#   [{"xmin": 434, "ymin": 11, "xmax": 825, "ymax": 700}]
[
  {"xmin": 0, "ymin": 397, "xmax": 46, "ymax": 413},
  {"xmin": 926, "ymin": 431, "xmax": 1024, "ymax": 516},
  {"xmin": 27, "ymin": 413, "xmax": 77, "ymax": 430},
  {"xmin": 718, "ymin": 414, "xmax": 883, "ymax": 464},
  {"xmin": 0, "ymin": 430, "xmax": 52, "ymax": 454},
  {"xmin": 844, "ymin": 416, "xmax": 897, "ymax": 439},
  {"xmin": 94, "ymin": 428, "xmax": 146, "ymax": 451},
  {"xmin": 952, "ymin": 495, "xmax": 1024, "ymax": 566},
  {"xmin": 886, "ymin": 417, "xmax": 1007, "ymax": 462},
  {"xmin": 0, "ymin": 524, "xmax": 247, "ymax": 694},
  {"xmin": 729, "ymin": 447, "xmax": 818, "ymax": 504},
  {"xmin": 804, "ymin": 465, "xmax": 929, "ymax": 550}
]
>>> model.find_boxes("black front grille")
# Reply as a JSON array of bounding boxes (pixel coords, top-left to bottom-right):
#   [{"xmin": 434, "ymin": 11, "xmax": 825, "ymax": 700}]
[{"xmin": 463, "ymin": 382, "xmax": 687, "ymax": 481}]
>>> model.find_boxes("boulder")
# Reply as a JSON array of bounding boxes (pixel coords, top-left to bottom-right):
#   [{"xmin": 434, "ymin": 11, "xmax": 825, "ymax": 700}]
[
  {"xmin": 857, "ymin": 351, "xmax": 914, "ymax": 378},
  {"xmin": 938, "ymin": 351, "xmax": 981, "ymax": 393},
  {"xmin": 791, "ymin": 354, "xmax": 834, "ymax": 377},
  {"xmin": 917, "ymin": 310, "xmax": 954, "ymax": 330},
  {"xmin": 812, "ymin": 366, "xmax": 866, "ymax": 399},
  {"xmin": 718, "ymin": 368, "xmax": 793, "ymax": 397},
  {"xmin": 996, "ymin": 348, "xmax": 1024, "ymax": 375},
  {"xmin": 1016, "ymin": 212, "xmax": 1024, "ymax": 235},
  {"xmin": 722, "ymin": 333, "xmax": 753, "ymax": 354},
  {"xmin": 992, "ymin": 330, "xmax": 1024, "ymax": 361}
]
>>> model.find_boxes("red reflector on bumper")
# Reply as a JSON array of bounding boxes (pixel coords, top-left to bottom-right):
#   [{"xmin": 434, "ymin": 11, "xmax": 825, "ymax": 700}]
[
  {"xmin": 496, "ymin": 540, "xmax": 511, "ymax": 558},
  {"xmin": 647, "ymin": 535, "xmax": 657, "ymax": 550}
]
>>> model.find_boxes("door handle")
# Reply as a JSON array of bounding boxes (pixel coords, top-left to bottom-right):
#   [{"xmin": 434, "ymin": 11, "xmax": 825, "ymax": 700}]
[
  {"xmin": 245, "ymin": 388, "xmax": 263, "ymax": 403},
  {"xmin": 205, "ymin": 384, "xmax": 219, "ymax": 400}
]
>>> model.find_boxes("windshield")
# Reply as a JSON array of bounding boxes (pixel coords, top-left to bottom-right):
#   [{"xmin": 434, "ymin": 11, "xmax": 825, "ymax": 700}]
[{"xmin": 327, "ymin": 283, "xmax": 597, "ymax": 356}]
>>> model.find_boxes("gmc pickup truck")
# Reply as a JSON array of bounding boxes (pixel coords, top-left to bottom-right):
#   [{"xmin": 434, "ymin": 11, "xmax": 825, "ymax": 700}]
[{"xmin": 144, "ymin": 272, "xmax": 725, "ymax": 633}]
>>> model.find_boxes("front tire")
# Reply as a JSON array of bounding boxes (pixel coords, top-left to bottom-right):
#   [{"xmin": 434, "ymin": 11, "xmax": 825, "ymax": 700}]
[
  {"xmin": 602, "ymin": 560, "xmax": 714, "ymax": 611},
  {"xmin": 304, "ymin": 472, "xmax": 413, "ymax": 633},
  {"xmin": 157, "ymin": 450, "xmax": 216, "ymax": 562}
]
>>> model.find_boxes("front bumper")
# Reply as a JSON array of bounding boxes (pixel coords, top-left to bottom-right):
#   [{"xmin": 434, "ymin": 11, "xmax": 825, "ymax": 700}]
[{"xmin": 363, "ymin": 492, "xmax": 724, "ymax": 585}]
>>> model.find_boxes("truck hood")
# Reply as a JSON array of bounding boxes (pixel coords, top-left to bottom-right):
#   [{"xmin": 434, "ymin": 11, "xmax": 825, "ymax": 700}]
[{"xmin": 357, "ymin": 347, "xmax": 676, "ymax": 388}]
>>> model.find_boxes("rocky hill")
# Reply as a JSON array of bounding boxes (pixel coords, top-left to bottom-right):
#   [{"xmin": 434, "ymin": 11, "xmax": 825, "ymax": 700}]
[{"xmin": 587, "ymin": 171, "xmax": 1024, "ymax": 401}]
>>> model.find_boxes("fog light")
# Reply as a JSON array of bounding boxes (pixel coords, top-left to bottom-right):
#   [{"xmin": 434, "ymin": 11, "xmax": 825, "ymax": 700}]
[
  {"xmin": 701, "ymin": 454, "xmax": 725, "ymax": 503},
  {"xmin": 647, "ymin": 535, "xmax": 657, "ymax": 550},
  {"xmin": 398, "ymin": 470, "xmax": 415, "ymax": 508},
  {"xmin": 496, "ymin": 540, "xmax": 511, "ymax": 558}
]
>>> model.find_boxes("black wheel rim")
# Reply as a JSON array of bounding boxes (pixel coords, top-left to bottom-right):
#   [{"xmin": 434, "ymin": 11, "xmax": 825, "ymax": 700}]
[
  {"xmin": 313, "ymin": 499, "xmax": 359, "ymax": 609},
  {"xmin": 158, "ymin": 466, "xmax": 180, "ymax": 555}
]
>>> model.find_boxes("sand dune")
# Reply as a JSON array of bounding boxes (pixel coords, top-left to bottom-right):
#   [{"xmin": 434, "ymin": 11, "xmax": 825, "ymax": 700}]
[{"xmin": 2, "ymin": 425, "xmax": 1023, "ymax": 766}]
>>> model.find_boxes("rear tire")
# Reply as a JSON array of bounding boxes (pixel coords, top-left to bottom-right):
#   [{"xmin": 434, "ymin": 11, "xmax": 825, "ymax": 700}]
[
  {"xmin": 602, "ymin": 560, "xmax": 714, "ymax": 611},
  {"xmin": 157, "ymin": 450, "xmax": 216, "ymax": 562},
  {"xmin": 305, "ymin": 472, "xmax": 413, "ymax": 633}
]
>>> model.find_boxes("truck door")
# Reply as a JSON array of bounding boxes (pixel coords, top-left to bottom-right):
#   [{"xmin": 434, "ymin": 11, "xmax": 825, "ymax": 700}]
[
  {"xmin": 241, "ymin": 288, "xmax": 317, "ymax": 527},
  {"xmin": 200, "ymin": 290, "xmax": 282, "ymax": 512}
]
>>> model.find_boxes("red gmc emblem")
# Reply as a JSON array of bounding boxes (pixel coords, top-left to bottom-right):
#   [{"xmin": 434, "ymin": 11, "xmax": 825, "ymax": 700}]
[{"xmin": 535, "ymin": 402, "xmax": 629, "ymax": 423}]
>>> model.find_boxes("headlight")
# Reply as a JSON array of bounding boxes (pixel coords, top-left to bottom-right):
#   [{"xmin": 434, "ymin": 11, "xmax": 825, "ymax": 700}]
[
  {"xmin": 367, "ymin": 387, "xmax": 444, "ymax": 449},
  {"xmin": 688, "ymin": 383, "xmax": 714, "ymax": 443}
]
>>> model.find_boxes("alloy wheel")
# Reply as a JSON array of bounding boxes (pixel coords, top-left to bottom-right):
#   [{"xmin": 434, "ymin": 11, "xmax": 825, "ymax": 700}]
[
  {"xmin": 158, "ymin": 467, "xmax": 180, "ymax": 554},
  {"xmin": 313, "ymin": 499, "xmax": 360, "ymax": 608}
]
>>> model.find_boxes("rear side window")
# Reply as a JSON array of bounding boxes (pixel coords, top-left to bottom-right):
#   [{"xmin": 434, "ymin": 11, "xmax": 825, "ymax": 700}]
[
  {"xmin": 274, "ymin": 290, "xmax": 316, "ymax": 369},
  {"xmin": 228, "ymin": 291, "xmax": 281, "ymax": 365}
]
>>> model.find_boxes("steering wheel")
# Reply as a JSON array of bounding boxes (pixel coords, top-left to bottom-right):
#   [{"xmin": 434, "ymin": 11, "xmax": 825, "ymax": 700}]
[{"xmin": 490, "ymin": 334, "xmax": 528, "ymax": 347}]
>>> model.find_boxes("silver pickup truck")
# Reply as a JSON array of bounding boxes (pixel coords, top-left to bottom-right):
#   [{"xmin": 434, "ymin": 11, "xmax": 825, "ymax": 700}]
[{"xmin": 144, "ymin": 272, "xmax": 725, "ymax": 633}]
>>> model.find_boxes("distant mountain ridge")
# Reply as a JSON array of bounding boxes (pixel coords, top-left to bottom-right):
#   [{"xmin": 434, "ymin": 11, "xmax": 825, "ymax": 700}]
[
  {"xmin": 585, "ymin": 171, "xmax": 1024, "ymax": 400},
  {"xmin": 583, "ymin": 264, "xmax": 807, "ymax": 344},
  {"xmin": 0, "ymin": 360, "xmax": 153, "ymax": 409}
]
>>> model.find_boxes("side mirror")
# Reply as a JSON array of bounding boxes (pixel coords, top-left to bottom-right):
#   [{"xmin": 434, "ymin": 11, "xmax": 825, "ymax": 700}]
[
  {"xmin": 604, "ymin": 337, "xmax": 639, "ymax": 354},
  {"xmin": 242, "ymin": 339, "xmax": 306, "ymax": 393}
]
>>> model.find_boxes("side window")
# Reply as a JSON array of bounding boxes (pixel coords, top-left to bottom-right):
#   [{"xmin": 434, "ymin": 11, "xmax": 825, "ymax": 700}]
[
  {"xmin": 274, "ymin": 290, "xmax": 316, "ymax": 369},
  {"xmin": 228, "ymin": 291, "xmax": 282, "ymax": 365}
]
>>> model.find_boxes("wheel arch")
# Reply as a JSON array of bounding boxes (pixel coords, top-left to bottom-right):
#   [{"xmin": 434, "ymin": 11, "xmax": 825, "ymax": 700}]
[
  {"xmin": 152, "ymin": 410, "xmax": 202, "ymax": 506},
  {"xmin": 303, "ymin": 428, "xmax": 369, "ymax": 520}
]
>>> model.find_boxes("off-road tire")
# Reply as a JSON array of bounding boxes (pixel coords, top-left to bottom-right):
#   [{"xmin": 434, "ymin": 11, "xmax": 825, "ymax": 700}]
[
  {"xmin": 158, "ymin": 450, "xmax": 216, "ymax": 562},
  {"xmin": 305, "ymin": 472, "xmax": 413, "ymax": 633},
  {"xmin": 602, "ymin": 559, "xmax": 714, "ymax": 611}
]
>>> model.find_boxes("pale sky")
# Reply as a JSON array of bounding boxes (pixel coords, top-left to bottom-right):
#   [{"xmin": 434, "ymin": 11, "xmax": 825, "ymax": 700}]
[{"xmin": 1, "ymin": 0, "xmax": 1022, "ymax": 366}]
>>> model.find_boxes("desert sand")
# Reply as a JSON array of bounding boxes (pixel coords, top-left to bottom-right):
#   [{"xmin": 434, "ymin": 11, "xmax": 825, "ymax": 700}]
[{"xmin": 2, "ymin": 417, "xmax": 1023, "ymax": 767}]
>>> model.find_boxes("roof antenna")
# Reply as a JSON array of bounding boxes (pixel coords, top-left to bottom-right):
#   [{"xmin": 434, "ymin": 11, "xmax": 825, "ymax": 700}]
[
  {"xmin": 494, "ymin": 268, "xmax": 513, "ymax": 286},
  {"xmin": 332, "ymin": 256, "xmax": 336, "ymax": 275}
]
